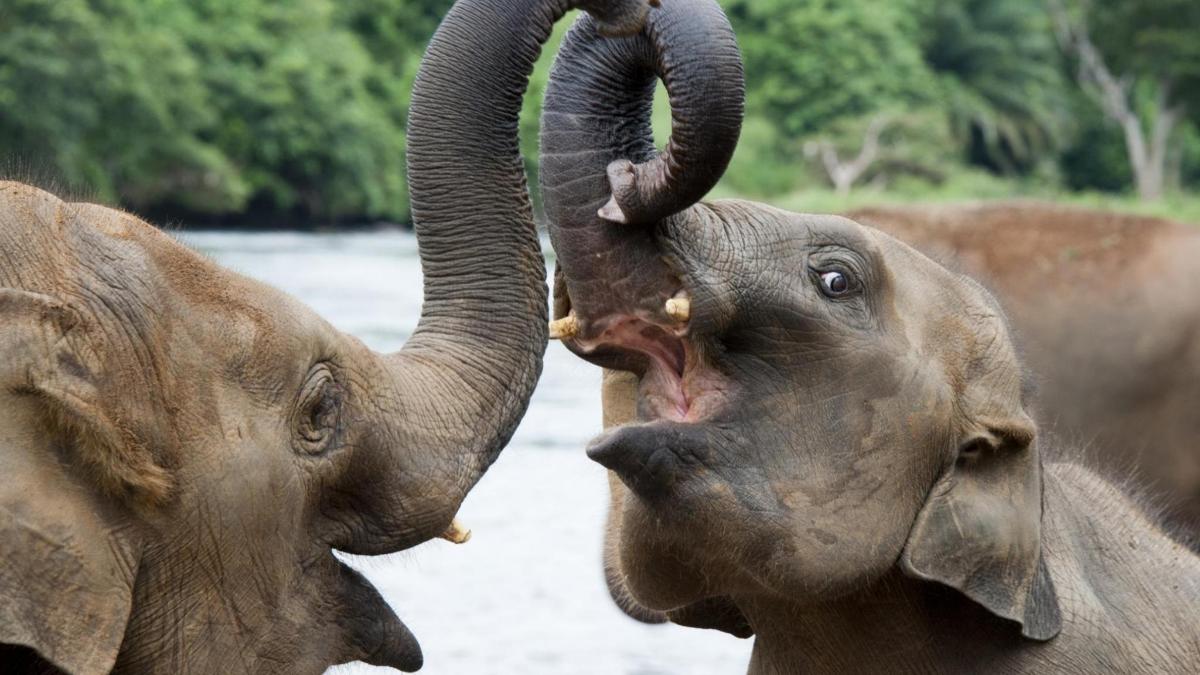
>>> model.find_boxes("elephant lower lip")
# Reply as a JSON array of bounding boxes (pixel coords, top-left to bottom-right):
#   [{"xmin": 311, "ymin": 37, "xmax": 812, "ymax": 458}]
[{"xmin": 333, "ymin": 556, "xmax": 424, "ymax": 672}]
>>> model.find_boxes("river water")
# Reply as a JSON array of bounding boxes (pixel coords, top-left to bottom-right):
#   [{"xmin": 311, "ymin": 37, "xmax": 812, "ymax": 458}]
[{"xmin": 179, "ymin": 230, "xmax": 752, "ymax": 675}]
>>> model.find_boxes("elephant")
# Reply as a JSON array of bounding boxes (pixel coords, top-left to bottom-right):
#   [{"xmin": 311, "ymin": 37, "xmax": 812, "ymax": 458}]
[
  {"xmin": 537, "ymin": 1, "xmax": 1200, "ymax": 672},
  {"xmin": 844, "ymin": 203, "xmax": 1200, "ymax": 539},
  {"xmin": 0, "ymin": 0, "xmax": 658, "ymax": 671}
]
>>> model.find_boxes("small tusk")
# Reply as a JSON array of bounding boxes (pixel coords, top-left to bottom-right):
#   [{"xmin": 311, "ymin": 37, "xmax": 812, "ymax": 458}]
[
  {"xmin": 549, "ymin": 314, "xmax": 580, "ymax": 340},
  {"xmin": 597, "ymin": 197, "xmax": 630, "ymax": 224},
  {"xmin": 665, "ymin": 297, "xmax": 690, "ymax": 322},
  {"xmin": 440, "ymin": 518, "xmax": 472, "ymax": 545}
]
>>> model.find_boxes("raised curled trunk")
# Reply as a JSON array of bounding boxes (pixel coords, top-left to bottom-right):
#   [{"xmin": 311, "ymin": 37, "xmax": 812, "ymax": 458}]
[
  {"xmin": 539, "ymin": 0, "xmax": 747, "ymax": 630},
  {"xmin": 540, "ymin": 0, "xmax": 743, "ymax": 346},
  {"xmin": 381, "ymin": 0, "xmax": 652, "ymax": 544}
]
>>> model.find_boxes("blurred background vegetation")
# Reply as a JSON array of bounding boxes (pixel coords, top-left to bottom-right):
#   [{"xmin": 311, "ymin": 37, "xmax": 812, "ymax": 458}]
[{"xmin": 1, "ymin": 0, "xmax": 1197, "ymax": 227}]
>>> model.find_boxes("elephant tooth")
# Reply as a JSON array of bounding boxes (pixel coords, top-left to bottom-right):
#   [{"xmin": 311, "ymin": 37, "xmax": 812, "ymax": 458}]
[
  {"xmin": 440, "ymin": 518, "xmax": 472, "ymax": 545},
  {"xmin": 665, "ymin": 297, "xmax": 690, "ymax": 322},
  {"xmin": 597, "ymin": 197, "xmax": 630, "ymax": 224},
  {"xmin": 549, "ymin": 314, "xmax": 580, "ymax": 340}
]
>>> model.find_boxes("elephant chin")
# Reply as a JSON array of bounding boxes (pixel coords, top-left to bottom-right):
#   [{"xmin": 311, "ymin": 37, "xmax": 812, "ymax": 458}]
[{"xmin": 333, "ymin": 555, "xmax": 423, "ymax": 672}]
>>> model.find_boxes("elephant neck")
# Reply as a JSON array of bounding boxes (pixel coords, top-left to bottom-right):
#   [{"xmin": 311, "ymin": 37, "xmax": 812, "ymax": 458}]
[
  {"xmin": 742, "ymin": 467, "xmax": 1200, "ymax": 673},
  {"xmin": 738, "ymin": 570, "xmax": 1014, "ymax": 675}
]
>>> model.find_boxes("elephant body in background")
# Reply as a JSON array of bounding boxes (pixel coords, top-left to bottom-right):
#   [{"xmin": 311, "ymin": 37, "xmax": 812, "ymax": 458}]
[
  {"xmin": 849, "ymin": 204, "xmax": 1200, "ymax": 538},
  {"xmin": 538, "ymin": 1, "xmax": 1200, "ymax": 671},
  {"xmin": 0, "ymin": 0, "xmax": 660, "ymax": 671}
]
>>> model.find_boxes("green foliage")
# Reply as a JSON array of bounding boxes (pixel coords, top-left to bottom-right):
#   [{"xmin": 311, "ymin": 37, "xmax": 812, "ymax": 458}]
[
  {"xmin": 0, "ymin": 0, "xmax": 222, "ymax": 205},
  {"xmin": 177, "ymin": 0, "xmax": 410, "ymax": 222},
  {"xmin": 918, "ymin": 0, "xmax": 1068, "ymax": 173},
  {"xmin": 725, "ymin": 0, "xmax": 933, "ymax": 138},
  {"xmin": 0, "ymin": 0, "xmax": 1195, "ymax": 226},
  {"xmin": 1058, "ymin": 99, "xmax": 1133, "ymax": 193},
  {"xmin": 1088, "ymin": 0, "xmax": 1200, "ymax": 112},
  {"xmin": 0, "ymin": 0, "xmax": 416, "ymax": 224},
  {"xmin": 720, "ymin": 0, "xmax": 941, "ymax": 195}
]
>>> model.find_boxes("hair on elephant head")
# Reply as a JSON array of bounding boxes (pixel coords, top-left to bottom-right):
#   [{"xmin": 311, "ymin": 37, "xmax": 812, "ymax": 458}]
[
  {"xmin": 540, "ymin": 0, "xmax": 1067, "ymax": 651},
  {"xmin": 0, "ymin": 0, "xmax": 662, "ymax": 672}
]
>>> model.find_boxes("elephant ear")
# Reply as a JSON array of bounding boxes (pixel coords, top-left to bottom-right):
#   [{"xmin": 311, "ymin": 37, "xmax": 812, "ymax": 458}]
[
  {"xmin": 900, "ymin": 410, "xmax": 1061, "ymax": 641},
  {"xmin": 0, "ymin": 289, "xmax": 148, "ymax": 674}
]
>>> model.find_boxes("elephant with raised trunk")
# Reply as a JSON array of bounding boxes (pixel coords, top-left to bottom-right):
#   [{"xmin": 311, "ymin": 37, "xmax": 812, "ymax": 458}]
[
  {"xmin": 0, "ymin": 0, "xmax": 656, "ymax": 672},
  {"xmin": 539, "ymin": 0, "xmax": 1200, "ymax": 671}
]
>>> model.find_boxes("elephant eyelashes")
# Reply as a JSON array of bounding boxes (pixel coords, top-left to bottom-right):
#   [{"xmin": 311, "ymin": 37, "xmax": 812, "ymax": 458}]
[{"xmin": 293, "ymin": 364, "xmax": 342, "ymax": 454}]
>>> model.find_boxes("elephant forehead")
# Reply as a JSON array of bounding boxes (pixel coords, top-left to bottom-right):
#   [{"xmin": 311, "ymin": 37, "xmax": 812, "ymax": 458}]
[
  {"xmin": 57, "ymin": 200, "xmax": 334, "ymax": 391},
  {"xmin": 867, "ymin": 229, "xmax": 1028, "ymax": 418},
  {"xmin": 869, "ymin": 230, "xmax": 1000, "ymax": 331}
]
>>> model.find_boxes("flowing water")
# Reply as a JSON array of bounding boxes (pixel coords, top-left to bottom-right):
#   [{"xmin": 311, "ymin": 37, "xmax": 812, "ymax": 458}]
[{"xmin": 180, "ymin": 230, "xmax": 752, "ymax": 675}]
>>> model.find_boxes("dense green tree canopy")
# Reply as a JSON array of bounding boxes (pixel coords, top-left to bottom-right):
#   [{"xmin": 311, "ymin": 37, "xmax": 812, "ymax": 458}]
[
  {"xmin": 1089, "ymin": 0, "xmax": 1200, "ymax": 112},
  {"xmin": 919, "ymin": 0, "xmax": 1067, "ymax": 172},
  {"xmin": 725, "ymin": 0, "xmax": 934, "ymax": 138},
  {"xmin": 0, "ymin": 0, "xmax": 1195, "ymax": 226}
]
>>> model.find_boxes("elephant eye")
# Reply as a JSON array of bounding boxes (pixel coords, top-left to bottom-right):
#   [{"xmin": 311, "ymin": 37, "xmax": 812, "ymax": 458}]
[
  {"xmin": 294, "ymin": 364, "xmax": 341, "ymax": 455},
  {"xmin": 817, "ymin": 270, "xmax": 851, "ymax": 297}
]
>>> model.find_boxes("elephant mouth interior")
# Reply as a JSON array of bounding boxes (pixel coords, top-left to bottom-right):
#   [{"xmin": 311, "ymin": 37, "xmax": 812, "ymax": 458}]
[{"xmin": 574, "ymin": 312, "xmax": 728, "ymax": 424}]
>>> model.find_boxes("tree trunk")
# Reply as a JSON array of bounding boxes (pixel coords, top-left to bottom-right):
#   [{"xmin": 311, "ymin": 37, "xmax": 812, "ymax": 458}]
[{"xmin": 1048, "ymin": 0, "xmax": 1184, "ymax": 202}]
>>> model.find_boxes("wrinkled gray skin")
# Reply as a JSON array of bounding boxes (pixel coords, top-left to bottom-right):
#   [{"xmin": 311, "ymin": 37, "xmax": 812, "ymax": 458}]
[
  {"xmin": 539, "ymin": 2, "xmax": 1200, "ymax": 671},
  {"xmin": 847, "ymin": 203, "xmax": 1200, "ymax": 541},
  {"xmin": 0, "ymin": 0, "xmax": 655, "ymax": 672}
]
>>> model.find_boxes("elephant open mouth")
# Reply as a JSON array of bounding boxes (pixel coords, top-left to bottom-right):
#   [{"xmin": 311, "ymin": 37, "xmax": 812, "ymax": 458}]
[
  {"xmin": 555, "ymin": 299, "xmax": 730, "ymax": 425},
  {"xmin": 553, "ymin": 293, "xmax": 736, "ymax": 502},
  {"xmin": 634, "ymin": 335, "xmax": 731, "ymax": 425}
]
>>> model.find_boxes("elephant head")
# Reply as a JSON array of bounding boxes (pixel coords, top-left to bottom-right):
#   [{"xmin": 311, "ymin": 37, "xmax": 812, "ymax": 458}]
[
  {"xmin": 540, "ymin": 0, "xmax": 1061, "ymax": 643},
  {"xmin": 0, "ymin": 0, "xmax": 656, "ymax": 672}
]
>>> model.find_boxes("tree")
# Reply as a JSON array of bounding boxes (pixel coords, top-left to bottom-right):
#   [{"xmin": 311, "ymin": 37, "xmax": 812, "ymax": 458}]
[
  {"xmin": 723, "ymin": 0, "xmax": 934, "ymax": 139},
  {"xmin": 0, "ymin": 0, "xmax": 232, "ymax": 207},
  {"xmin": 801, "ymin": 107, "xmax": 955, "ymax": 196},
  {"xmin": 1049, "ymin": 0, "xmax": 1198, "ymax": 200},
  {"xmin": 0, "ymin": 0, "xmax": 428, "ymax": 225},
  {"xmin": 804, "ymin": 115, "xmax": 892, "ymax": 196},
  {"xmin": 179, "ymin": 0, "xmax": 411, "ymax": 223},
  {"xmin": 920, "ymin": 0, "xmax": 1068, "ymax": 173}
]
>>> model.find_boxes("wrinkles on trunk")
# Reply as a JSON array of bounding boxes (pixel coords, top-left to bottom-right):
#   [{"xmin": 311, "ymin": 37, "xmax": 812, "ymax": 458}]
[
  {"xmin": 540, "ymin": 0, "xmax": 743, "ymax": 351},
  {"xmin": 387, "ymin": 0, "xmax": 653, "ymax": 541}
]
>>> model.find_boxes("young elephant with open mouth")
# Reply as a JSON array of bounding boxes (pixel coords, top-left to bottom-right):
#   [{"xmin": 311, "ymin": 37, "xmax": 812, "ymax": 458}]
[{"xmin": 540, "ymin": 0, "xmax": 1200, "ymax": 671}]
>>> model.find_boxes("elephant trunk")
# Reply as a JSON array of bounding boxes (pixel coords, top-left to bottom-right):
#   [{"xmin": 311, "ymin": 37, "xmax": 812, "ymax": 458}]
[
  {"xmin": 375, "ymin": 0, "xmax": 653, "ymax": 548},
  {"xmin": 540, "ymin": 0, "xmax": 743, "ymax": 348}
]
